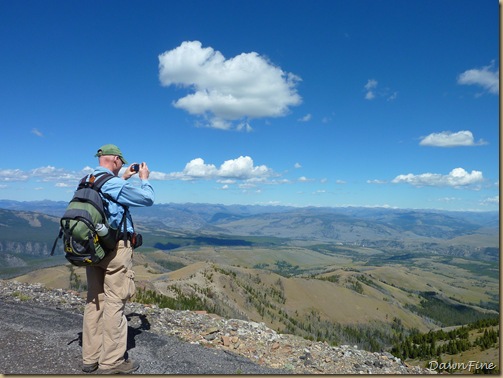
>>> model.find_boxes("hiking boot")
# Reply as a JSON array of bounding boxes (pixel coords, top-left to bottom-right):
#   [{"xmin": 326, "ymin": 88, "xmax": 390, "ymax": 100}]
[
  {"xmin": 97, "ymin": 359, "xmax": 139, "ymax": 374},
  {"xmin": 82, "ymin": 362, "xmax": 98, "ymax": 373}
]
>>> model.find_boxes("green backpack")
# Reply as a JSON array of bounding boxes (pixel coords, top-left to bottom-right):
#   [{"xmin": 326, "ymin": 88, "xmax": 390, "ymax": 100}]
[{"xmin": 51, "ymin": 172, "xmax": 125, "ymax": 266}]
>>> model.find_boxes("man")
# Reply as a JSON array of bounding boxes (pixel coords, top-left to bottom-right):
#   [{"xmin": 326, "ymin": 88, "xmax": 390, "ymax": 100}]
[{"xmin": 82, "ymin": 144, "xmax": 154, "ymax": 374}]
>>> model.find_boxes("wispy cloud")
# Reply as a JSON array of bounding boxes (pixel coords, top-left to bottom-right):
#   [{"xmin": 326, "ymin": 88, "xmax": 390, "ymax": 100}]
[
  {"xmin": 298, "ymin": 113, "xmax": 312, "ymax": 122},
  {"xmin": 392, "ymin": 167, "xmax": 483, "ymax": 188},
  {"xmin": 298, "ymin": 176, "xmax": 314, "ymax": 182},
  {"xmin": 1, "ymin": 156, "xmax": 279, "ymax": 189},
  {"xmin": 457, "ymin": 61, "xmax": 499, "ymax": 95},
  {"xmin": 363, "ymin": 79, "xmax": 397, "ymax": 101},
  {"xmin": 31, "ymin": 128, "xmax": 44, "ymax": 137},
  {"xmin": 387, "ymin": 92, "xmax": 398, "ymax": 101},
  {"xmin": 437, "ymin": 196, "xmax": 461, "ymax": 202},
  {"xmin": 481, "ymin": 195, "xmax": 499, "ymax": 206},
  {"xmin": 0, "ymin": 166, "xmax": 94, "ymax": 186},
  {"xmin": 419, "ymin": 130, "xmax": 487, "ymax": 147},
  {"xmin": 364, "ymin": 79, "xmax": 378, "ymax": 100},
  {"xmin": 158, "ymin": 41, "xmax": 302, "ymax": 131},
  {"xmin": 0, "ymin": 169, "xmax": 30, "ymax": 182}
]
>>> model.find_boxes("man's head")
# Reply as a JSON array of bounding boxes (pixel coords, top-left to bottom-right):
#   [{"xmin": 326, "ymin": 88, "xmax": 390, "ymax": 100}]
[{"xmin": 95, "ymin": 144, "xmax": 128, "ymax": 175}]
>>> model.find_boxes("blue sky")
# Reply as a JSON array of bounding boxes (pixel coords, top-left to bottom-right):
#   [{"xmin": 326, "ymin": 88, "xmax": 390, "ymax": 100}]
[{"xmin": 0, "ymin": 0, "xmax": 499, "ymax": 211}]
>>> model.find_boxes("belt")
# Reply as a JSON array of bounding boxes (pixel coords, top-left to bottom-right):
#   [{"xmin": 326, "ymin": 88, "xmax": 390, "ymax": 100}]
[{"xmin": 118, "ymin": 232, "xmax": 133, "ymax": 241}]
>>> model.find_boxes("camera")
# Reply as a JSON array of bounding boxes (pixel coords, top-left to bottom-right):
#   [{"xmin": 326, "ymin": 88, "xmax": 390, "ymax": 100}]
[{"xmin": 132, "ymin": 164, "xmax": 140, "ymax": 172}]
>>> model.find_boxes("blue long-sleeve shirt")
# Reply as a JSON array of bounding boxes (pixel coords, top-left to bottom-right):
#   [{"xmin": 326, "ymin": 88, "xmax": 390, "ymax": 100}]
[{"xmin": 93, "ymin": 166, "xmax": 155, "ymax": 233}]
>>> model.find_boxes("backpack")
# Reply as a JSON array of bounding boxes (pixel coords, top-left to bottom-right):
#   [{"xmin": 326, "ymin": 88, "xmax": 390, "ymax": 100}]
[{"xmin": 51, "ymin": 172, "xmax": 126, "ymax": 266}]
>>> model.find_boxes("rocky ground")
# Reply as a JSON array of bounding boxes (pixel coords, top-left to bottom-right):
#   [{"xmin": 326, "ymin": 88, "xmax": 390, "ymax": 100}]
[{"xmin": 0, "ymin": 280, "xmax": 434, "ymax": 374}]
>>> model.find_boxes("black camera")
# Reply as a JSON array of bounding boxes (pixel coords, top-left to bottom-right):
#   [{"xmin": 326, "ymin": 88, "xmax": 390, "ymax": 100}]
[{"xmin": 132, "ymin": 164, "xmax": 140, "ymax": 172}]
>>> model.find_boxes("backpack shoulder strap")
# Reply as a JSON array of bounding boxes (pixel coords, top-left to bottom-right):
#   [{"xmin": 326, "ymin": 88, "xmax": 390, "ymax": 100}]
[
  {"xmin": 92, "ymin": 172, "xmax": 115, "ymax": 192},
  {"xmin": 92, "ymin": 173, "xmax": 129, "ymax": 245},
  {"xmin": 93, "ymin": 173, "xmax": 121, "ymax": 206},
  {"xmin": 76, "ymin": 172, "xmax": 115, "ymax": 194},
  {"xmin": 77, "ymin": 174, "xmax": 91, "ymax": 189}
]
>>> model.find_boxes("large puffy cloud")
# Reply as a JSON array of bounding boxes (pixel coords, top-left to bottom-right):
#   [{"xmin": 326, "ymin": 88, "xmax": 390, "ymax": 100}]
[
  {"xmin": 158, "ymin": 41, "xmax": 302, "ymax": 130},
  {"xmin": 219, "ymin": 156, "xmax": 271, "ymax": 179},
  {"xmin": 457, "ymin": 62, "xmax": 499, "ymax": 95},
  {"xmin": 185, "ymin": 156, "xmax": 272, "ymax": 180},
  {"xmin": 183, "ymin": 158, "xmax": 218, "ymax": 178},
  {"xmin": 392, "ymin": 168, "xmax": 483, "ymax": 187},
  {"xmin": 419, "ymin": 130, "xmax": 486, "ymax": 147},
  {"xmin": 150, "ymin": 156, "xmax": 274, "ymax": 182}
]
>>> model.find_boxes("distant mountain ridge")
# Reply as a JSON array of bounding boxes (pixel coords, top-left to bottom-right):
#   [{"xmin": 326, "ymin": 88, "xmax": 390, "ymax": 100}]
[
  {"xmin": 0, "ymin": 199, "xmax": 498, "ymax": 238},
  {"xmin": 0, "ymin": 200, "xmax": 498, "ymax": 261}
]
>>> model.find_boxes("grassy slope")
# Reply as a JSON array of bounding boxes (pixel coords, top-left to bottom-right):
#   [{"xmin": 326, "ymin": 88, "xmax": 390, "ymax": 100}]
[{"xmin": 11, "ymin": 243, "xmax": 497, "ymax": 322}]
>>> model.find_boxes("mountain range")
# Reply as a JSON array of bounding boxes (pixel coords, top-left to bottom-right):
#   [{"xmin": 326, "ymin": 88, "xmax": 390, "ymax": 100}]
[
  {"xmin": 0, "ymin": 200, "xmax": 498, "ymax": 259},
  {"xmin": 1, "ymin": 199, "xmax": 499, "ymax": 360}
]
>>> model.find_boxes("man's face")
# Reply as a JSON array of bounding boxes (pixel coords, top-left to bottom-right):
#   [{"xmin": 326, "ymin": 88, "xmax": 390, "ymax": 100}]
[{"xmin": 112, "ymin": 155, "xmax": 124, "ymax": 175}]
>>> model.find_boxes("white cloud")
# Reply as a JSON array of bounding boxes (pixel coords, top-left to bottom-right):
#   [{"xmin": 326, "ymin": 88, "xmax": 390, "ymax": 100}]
[
  {"xmin": 294, "ymin": 162, "xmax": 302, "ymax": 169},
  {"xmin": 392, "ymin": 167, "xmax": 484, "ymax": 187},
  {"xmin": 154, "ymin": 156, "xmax": 274, "ymax": 182},
  {"xmin": 183, "ymin": 158, "xmax": 218, "ymax": 178},
  {"xmin": 158, "ymin": 41, "xmax": 302, "ymax": 130},
  {"xmin": 0, "ymin": 156, "xmax": 276, "ymax": 190},
  {"xmin": 365, "ymin": 91, "xmax": 375, "ymax": 100},
  {"xmin": 364, "ymin": 79, "xmax": 377, "ymax": 100},
  {"xmin": 419, "ymin": 130, "xmax": 487, "ymax": 147},
  {"xmin": 457, "ymin": 61, "xmax": 499, "ymax": 95},
  {"xmin": 363, "ymin": 79, "xmax": 397, "ymax": 101},
  {"xmin": 238, "ymin": 182, "xmax": 257, "ymax": 189},
  {"xmin": 481, "ymin": 195, "xmax": 499, "ymax": 205},
  {"xmin": 367, "ymin": 179, "xmax": 387, "ymax": 184},
  {"xmin": 298, "ymin": 176, "xmax": 315, "ymax": 182},
  {"xmin": 387, "ymin": 92, "xmax": 398, "ymax": 101},
  {"xmin": 31, "ymin": 166, "xmax": 83, "ymax": 182},
  {"xmin": 364, "ymin": 79, "xmax": 377, "ymax": 90},
  {"xmin": 437, "ymin": 197, "xmax": 461, "ymax": 202},
  {"xmin": 0, "ymin": 166, "xmax": 94, "ymax": 187},
  {"xmin": 219, "ymin": 156, "xmax": 271, "ymax": 179},
  {"xmin": 0, "ymin": 169, "xmax": 30, "ymax": 182},
  {"xmin": 31, "ymin": 128, "xmax": 44, "ymax": 137},
  {"xmin": 298, "ymin": 113, "xmax": 312, "ymax": 122}
]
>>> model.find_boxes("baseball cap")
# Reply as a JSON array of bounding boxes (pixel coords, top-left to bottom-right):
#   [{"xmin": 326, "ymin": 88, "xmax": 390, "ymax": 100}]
[{"xmin": 95, "ymin": 144, "xmax": 128, "ymax": 164}]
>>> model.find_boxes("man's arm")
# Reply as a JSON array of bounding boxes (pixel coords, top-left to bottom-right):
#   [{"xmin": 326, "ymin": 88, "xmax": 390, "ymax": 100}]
[
  {"xmin": 118, "ymin": 180, "xmax": 155, "ymax": 207},
  {"xmin": 117, "ymin": 162, "xmax": 154, "ymax": 207}
]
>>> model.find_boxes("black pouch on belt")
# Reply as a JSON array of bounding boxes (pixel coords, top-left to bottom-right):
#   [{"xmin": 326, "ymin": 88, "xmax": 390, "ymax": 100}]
[{"xmin": 131, "ymin": 233, "xmax": 143, "ymax": 248}]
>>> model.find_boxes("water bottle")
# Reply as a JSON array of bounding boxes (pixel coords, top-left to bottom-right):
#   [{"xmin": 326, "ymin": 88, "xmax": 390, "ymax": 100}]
[{"xmin": 95, "ymin": 223, "xmax": 116, "ymax": 251}]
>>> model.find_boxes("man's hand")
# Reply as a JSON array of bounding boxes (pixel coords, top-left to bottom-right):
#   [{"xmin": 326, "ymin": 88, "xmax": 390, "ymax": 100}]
[
  {"xmin": 122, "ymin": 162, "xmax": 150, "ymax": 180},
  {"xmin": 122, "ymin": 163, "xmax": 139, "ymax": 180},
  {"xmin": 138, "ymin": 162, "xmax": 150, "ymax": 180}
]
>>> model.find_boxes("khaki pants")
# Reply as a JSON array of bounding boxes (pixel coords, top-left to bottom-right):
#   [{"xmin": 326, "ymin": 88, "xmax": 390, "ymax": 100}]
[{"xmin": 82, "ymin": 240, "xmax": 136, "ymax": 369}]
